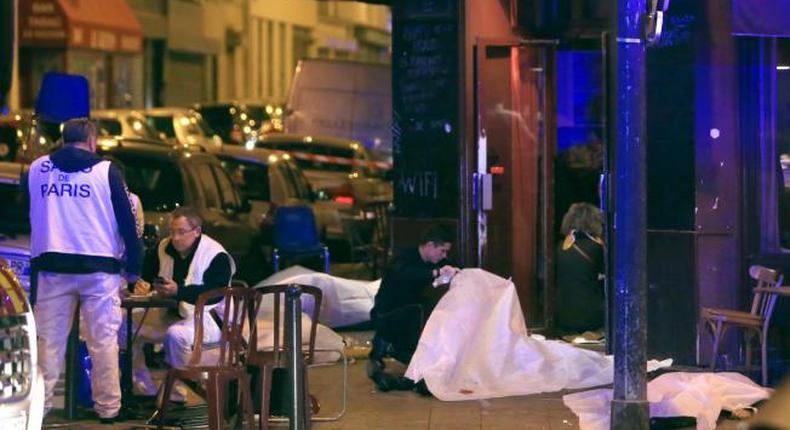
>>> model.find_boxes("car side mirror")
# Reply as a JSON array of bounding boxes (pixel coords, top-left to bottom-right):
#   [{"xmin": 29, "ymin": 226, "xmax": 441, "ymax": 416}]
[{"xmin": 142, "ymin": 223, "xmax": 160, "ymax": 249}]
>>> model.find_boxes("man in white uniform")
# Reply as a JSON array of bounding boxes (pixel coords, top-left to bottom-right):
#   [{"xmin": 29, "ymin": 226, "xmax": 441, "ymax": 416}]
[
  {"xmin": 28, "ymin": 118, "xmax": 143, "ymax": 423},
  {"xmin": 129, "ymin": 206, "xmax": 234, "ymax": 399}
]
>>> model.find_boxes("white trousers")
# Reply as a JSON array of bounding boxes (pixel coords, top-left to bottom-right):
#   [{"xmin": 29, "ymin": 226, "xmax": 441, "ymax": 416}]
[
  {"xmin": 35, "ymin": 271, "xmax": 123, "ymax": 419},
  {"xmin": 120, "ymin": 307, "xmax": 222, "ymax": 391}
]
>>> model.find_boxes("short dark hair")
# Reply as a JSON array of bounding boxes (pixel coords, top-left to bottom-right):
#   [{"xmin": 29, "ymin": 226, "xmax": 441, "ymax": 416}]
[
  {"xmin": 171, "ymin": 206, "xmax": 203, "ymax": 229},
  {"xmin": 62, "ymin": 118, "xmax": 96, "ymax": 145},
  {"xmin": 419, "ymin": 224, "xmax": 454, "ymax": 246}
]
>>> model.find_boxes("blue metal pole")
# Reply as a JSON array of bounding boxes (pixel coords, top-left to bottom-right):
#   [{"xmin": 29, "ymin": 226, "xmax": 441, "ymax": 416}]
[{"xmin": 610, "ymin": 0, "xmax": 649, "ymax": 429}]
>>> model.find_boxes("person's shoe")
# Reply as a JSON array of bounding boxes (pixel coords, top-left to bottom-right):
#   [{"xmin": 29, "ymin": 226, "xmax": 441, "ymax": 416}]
[
  {"xmin": 392, "ymin": 376, "xmax": 415, "ymax": 391},
  {"xmin": 414, "ymin": 380, "xmax": 432, "ymax": 397},
  {"xmin": 370, "ymin": 370, "xmax": 396, "ymax": 392}
]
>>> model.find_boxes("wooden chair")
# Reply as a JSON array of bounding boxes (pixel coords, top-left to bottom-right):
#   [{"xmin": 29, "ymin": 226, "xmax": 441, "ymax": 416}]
[
  {"xmin": 697, "ymin": 265, "xmax": 784, "ymax": 385},
  {"xmin": 247, "ymin": 283, "xmax": 322, "ymax": 430},
  {"xmin": 154, "ymin": 286, "xmax": 259, "ymax": 430}
]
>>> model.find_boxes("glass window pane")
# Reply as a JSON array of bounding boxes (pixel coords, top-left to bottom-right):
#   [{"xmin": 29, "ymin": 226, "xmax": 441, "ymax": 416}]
[
  {"xmin": 109, "ymin": 154, "xmax": 184, "ymax": 212},
  {"xmin": 211, "ymin": 164, "xmax": 240, "ymax": 208},
  {"xmin": 193, "ymin": 163, "xmax": 221, "ymax": 209}
]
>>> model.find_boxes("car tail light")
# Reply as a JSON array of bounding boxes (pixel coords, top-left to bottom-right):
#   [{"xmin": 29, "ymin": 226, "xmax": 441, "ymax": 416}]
[{"xmin": 333, "ymin": 195, "xmax": 355, "ymax": 206}]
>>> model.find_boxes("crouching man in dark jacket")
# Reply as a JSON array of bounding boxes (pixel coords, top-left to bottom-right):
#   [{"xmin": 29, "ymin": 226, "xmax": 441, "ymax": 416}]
[{"xmin": 368, "ymin": 224, "xmax": 459, "ymax": 395}]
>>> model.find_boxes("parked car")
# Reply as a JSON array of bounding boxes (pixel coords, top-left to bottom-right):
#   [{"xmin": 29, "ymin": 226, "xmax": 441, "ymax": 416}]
[
  {"xmin": 143, "ymin": 108, "xmax": 223, "ymax": 150},
  {"xmin": 210, "ymin": 144, "xmax": 355, "ymax": 250},
  {"xmin": 0, "ymin": 162, "xmax": 45, "ymax": 430},
  {"xmin": 254, "ymin": 133, "xmax": 393, "ymax": 208},
  {"xmin": 0, "ymin": 112, "xmax": 56, "ymax": 163},
  {"xmin": 194, "ymin": 101, "xmax": 283, "ymax": 146},
  {"xmin": 0, "ymin": 257, "xmax": 45, "ymax": 430},
  {"xmin": 0, "ymin": 162, "xmax": 30, "ymax": 292},
  {"xmin": 91, "ymin": 109, "xmax": 164, "ymax": 142},
  {"xmin": 96, "ymin": 138, "xmax": 268, "ymax": 282}
]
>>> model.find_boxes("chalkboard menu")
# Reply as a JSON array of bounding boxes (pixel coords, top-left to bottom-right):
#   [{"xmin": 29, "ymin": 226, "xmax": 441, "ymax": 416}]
[{"xmin": 392, "ymin": 0, "xmax": 459, "ymax": 218}]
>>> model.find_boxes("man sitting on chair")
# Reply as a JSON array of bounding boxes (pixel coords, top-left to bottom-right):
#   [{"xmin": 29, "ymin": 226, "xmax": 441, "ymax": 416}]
[{"xmin": 126, "ymin": 206, "xmax": 235, "ymax": 400}]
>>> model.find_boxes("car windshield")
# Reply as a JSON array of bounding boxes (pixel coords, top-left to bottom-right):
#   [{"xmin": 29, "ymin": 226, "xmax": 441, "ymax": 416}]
[
  {"xmin": 125, "ymin": 116, "xmax": 160, "ymax": 140},
  {"xmin": 147, "ymin": 116, "xmax": 176, "ymax": 138},
  {"xmin": 0, "ymin": 125, "xmax": 20, "ymax": 161},
  {"xmin": 95, "ymin": 118, "xmax": 123, "ymax": 136},
  {"xmin": 104, "ymin": 153, "xmax": 185, "ymax": 212},
  {"xmin": 197, "ymin": 106, "xmax": 233, "ymax": 141},
  {"xmin": 245, "ymin": 106, "xmax": 271, "ymax": 125},
  {"xmin": 0, "ymin": 181, "xmax": 29, "ymax": 235}
]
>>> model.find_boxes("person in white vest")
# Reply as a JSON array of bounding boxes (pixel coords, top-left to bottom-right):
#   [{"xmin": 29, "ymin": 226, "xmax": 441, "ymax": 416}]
[
  {"xmin": 128, "ymin": 206, "xmax": 235, "ymax": 400},
  {"xmin": 27, "ymin": 118, "xmax": 143, "ymax": 424}
]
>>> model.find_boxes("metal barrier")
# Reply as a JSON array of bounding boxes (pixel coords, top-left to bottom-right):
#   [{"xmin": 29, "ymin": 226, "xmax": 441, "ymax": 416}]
[{"xmin": 285, "ymin": 285, "xmax": 306, "ymax": 430}]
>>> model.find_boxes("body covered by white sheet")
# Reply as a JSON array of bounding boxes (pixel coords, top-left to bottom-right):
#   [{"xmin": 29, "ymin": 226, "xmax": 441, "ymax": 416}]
[
  {"xmin": 257, "ymin": 265, "xmax": 380, "ymax": 328},
  {"xmin": 405, "ymin": 268, "xmax": 671, "ymax": 401},
  {"xmin": 562, "ymin": 372, "xmax": 772, "ymax": 430}
]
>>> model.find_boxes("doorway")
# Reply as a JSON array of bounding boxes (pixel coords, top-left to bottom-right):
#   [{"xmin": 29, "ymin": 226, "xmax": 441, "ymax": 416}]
[{"xmin": 474, "ymin": 38, "xmax": 555, "ymax": 327}]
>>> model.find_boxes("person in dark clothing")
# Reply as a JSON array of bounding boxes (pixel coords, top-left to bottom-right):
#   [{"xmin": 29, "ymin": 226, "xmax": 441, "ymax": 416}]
[
  {"xmin": 554, "ymin": 202, "xmax": 605, "ymax": 334},
  {"xmin": 368, "ymin": 224, "xmax": 459, "ymax": 394},
  {"xmin": 125, "ymin": 206, "xmax": 234, "ymax": 399}
]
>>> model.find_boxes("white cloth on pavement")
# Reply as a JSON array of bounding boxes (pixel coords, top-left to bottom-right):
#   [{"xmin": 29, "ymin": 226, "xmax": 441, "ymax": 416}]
[
  {"xmin": 562, "ymin": 372, "xmax": 772, "ymax": 430},
  {"xmin": 404, "ymin": 268, "xmax": 672, "ymax": 401},
  {"xmin": 36, "ymin": 271, "xmax": 124, "ymax": 419},
  {"xmin": 257, "ymin": 265, "xmax": 379, "ymax": 328}
]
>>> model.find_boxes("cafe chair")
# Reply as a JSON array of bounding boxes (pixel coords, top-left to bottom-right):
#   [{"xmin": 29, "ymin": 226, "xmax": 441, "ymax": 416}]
[
  {"xmin": 272, "ymin": 206, "xmax": 330, "ymax": 273},
  {"xmin": 359, "ymin": 200, "xmax": 393, "ymax": 278},
  {"xmin": 153, "ymin": 287, "xmax": 259, "ymax": 430},
  {"xmin": 247, "ymin": 284, "xmax": 322, "ymax": 430},
  {"xmin": 697, "ymin": 265, "xmax": 785, "ymax": 385}
]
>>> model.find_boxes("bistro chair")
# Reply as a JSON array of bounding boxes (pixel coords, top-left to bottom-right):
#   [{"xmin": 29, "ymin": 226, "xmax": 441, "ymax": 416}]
[
  {"xmin": 697, "ymin": 265, "xmax": 785, "ymax": 385},
  {"xmin": 247, "ymin": 284, "xmax": 322, "ymax": 430},
  {"xmin": 272, "ymin": 206, "xmax": 330, "ymax": 273},
  {"xmin": 348, "ymin": 200, "xmax": 393, "ymax": 279},
  {"xmin": 153, "ymin": 287, "xmax": 259, "ymax": 430}
]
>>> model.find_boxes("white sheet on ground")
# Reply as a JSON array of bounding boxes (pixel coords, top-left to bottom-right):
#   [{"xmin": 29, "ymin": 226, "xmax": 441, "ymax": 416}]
[
  {"xmin": 563, "ymin": 372, "xmax": 772, "ymax": 430},
  {"xmin": 257, "ymin": 265, "xmax": 379, "ymax": 328},
  {"xmin": 405, "ymin": 268, "xmax": 671, "ymax": 401},
  {"xmin": 213, "ymin": 296, "xmax": 345, "ymax": 364}
]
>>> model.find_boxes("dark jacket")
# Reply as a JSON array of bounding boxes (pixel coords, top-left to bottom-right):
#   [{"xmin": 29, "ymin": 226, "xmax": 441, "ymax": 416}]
[
  {"xmin": 554, "ymin": 231, "xmax": 605, "ymax": 332},
  {"xmin": 371, "ymin": 247, "xmax": 448, "ymax": 318}
]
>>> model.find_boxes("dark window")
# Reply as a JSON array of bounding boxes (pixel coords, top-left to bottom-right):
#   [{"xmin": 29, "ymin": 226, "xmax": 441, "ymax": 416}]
[
  {"xmin": 245, "ymin": 105, "xmax": 271, "ymax": 125},
  {"xmin": 284, "ymin": 160, "xmax": 313, "ymax": 200},
  {"xmin": 94, "ymin": 118, "xmax": 122, "ymax": 136},
  {"xmin": 108, "ymin": 154, "xmax": 184, "ymax": 212},
  {"xmin": 211, "ymin": 164, "xmax": 241, "ymax": 209},
  {"xmin": 0, "ymin": 125, "xmax": 20, "ymax": 161},
  {"xmin": 193, "ymin": 163, "xmax": 221, "ymax": 209},
  {"xmin": 124, "ymin": 116, "xmax": 159, "ymax": 140},
  {"xmin": 0, "ymin": 181, "xmax": 29, "ymax": 234},
  {"xmin": 220, "ymin": 157, "xmax": 271, "ymax": 201},
  {"xmin": 197, "ymin": 106, "xmax": 234, "ymax": 141},
  {"xmin": 147, "ymin": 116, "xmax": 176, "ymax": 138}
]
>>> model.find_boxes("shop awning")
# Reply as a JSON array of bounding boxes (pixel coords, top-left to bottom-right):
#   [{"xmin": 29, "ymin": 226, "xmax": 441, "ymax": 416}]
[{"xmin": 19, "ymin": 0, "xmax": 142, "ymax": 53}]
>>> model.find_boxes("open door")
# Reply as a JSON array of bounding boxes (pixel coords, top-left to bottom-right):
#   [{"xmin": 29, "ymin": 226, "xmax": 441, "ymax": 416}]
[{"xmin": 474, "ymin": 38, "xmax": 556, "ymax": 327}]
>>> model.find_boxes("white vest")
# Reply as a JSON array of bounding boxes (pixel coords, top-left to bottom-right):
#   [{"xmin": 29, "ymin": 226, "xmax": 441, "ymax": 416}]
[
  {"xmin": 28, "ymin": 156, "xmax": 124, "ymax": 260},
  {"xmin": 158, "ymin": 235, "xmax": 236, "ymax": 318}
]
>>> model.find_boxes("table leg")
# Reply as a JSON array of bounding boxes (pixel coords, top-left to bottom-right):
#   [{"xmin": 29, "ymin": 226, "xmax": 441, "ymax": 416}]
[{"xmin": 123, "ymin": 307, "xmax": 133, "ymax": 401}]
